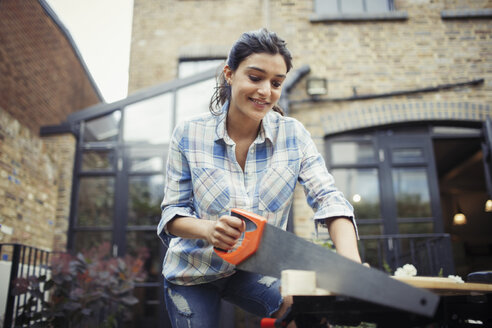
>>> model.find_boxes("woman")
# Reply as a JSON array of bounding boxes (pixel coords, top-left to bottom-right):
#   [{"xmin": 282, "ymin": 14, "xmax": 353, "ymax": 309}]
[{"xmin": 158, "ymin": 28, "xmax": 361, "ymax": 327}]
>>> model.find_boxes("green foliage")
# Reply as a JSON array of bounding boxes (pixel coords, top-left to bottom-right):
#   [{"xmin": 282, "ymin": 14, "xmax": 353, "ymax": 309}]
[
  {"xmin": 352, "ymin": 202, "xmax": 381, "ymax": 220},
  {"xmin": 382, "ymin": 259, "xmax": 393, "ymax": 275},
  {"xmin": 12, "ymin": 242, "xmax": 148, "ymax": 328},
  {"xmin": 313, "ymin": 239, "xmax": 335, "ymax": 251}
]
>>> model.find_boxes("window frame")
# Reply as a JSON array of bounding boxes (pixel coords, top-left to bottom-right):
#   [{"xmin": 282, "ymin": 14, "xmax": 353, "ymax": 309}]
[
  {"xmin": 177, "ymin": 57, "xmax": 225, "ymax": 79},
  {"xmin": 325, "ymin": 127, "xmax": 444, "ymax": 236},
  {"xmin": 326, "ymin": 133, "xmax": 384, "ymax": 228},
  {"xmin": 310, "ymin": 0, "xmax": 407, "ymax": 22}
]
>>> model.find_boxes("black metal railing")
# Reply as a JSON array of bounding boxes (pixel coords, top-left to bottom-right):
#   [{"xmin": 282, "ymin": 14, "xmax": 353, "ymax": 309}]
[
  {"xmin": 358, "ymin": 233, "xmax": 454, "ymax": 276},
  {"xmin": 1, "ymin": 243, "xmax": 51, "ymax": 328}
]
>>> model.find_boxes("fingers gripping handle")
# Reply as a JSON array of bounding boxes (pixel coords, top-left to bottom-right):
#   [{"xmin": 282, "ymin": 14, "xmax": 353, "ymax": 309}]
[{"xmin": 214, "ymin": 209, "xmax": 267, "ymax": 265}]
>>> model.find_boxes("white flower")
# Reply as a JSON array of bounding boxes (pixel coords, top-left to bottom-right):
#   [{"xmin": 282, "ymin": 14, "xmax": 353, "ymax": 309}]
[
  {"xmin": 394, "ymin": 264, "xmax": 417, "ymax": 277},
  {"xmin": 447, "ymin": 275, "xmax": 464, "ymax": 283}
]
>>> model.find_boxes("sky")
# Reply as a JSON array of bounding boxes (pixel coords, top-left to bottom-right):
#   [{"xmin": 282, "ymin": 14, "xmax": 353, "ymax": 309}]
[{"xmin": 46, "ymin": 0, "xmax": 134, "ymax": 103}]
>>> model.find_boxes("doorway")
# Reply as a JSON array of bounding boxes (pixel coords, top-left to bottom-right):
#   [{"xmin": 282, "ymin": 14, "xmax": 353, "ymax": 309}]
[
  {"xmin": 432, "ymin": 126, "xmax": 492, "ymax": 278},
  {"xmin": 326, "ymin": 126, "xmax": 453, "ymax": 275}
]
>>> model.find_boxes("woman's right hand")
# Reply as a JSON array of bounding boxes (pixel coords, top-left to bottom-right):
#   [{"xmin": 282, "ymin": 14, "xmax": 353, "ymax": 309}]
[{"xmin": 206, "ymin": 215, "xmax": 246, "ymax": 250}]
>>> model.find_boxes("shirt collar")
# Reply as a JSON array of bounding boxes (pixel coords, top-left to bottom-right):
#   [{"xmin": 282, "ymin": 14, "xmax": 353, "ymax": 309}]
[
  {"xmin": 214, "ymin": 100, "xmax": 274, "ymax": 145},
  {"xmin": 260, "ymin": 111, "xmax": 274, "ymax": 144},
  {"xmin": 214, "ymin": 102, "xmax": 231, "ymax": 143}
]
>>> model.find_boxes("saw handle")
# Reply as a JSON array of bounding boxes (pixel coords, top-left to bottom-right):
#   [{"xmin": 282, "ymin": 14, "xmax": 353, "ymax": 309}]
[{"xmin": 214, "ymin": 209, "xmax": 266, "ymax": 265}]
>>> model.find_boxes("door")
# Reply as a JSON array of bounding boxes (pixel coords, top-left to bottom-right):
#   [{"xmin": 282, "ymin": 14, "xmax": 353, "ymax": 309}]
[
  {"xmin": 378, "ymin": 131, "xmax": 443, "ymax": 235},
  {"xmin": 326, "ymin": 127, "xmax": 451, "ymax": 274},
  {"xmin": 378, "ymin": 130, "xmax": 444, "ymax": 269},
  {"xmin": 482, "ymin": 117, "xmax": 492, "ymax": 200}
]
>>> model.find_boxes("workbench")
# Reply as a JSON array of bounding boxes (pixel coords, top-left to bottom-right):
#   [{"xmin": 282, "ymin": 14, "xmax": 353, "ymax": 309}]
[{"xmin": 264, "ymin": 273, "xmax": 492, "ymax": 328}]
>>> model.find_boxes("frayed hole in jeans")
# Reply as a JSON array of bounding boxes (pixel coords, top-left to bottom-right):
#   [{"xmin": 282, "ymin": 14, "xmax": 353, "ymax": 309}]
[
  {"xmin": 168, "ymin": 289, "xmax": 193, "ymax": 317},
  {"xmin": 257, "ymin": 276, "xmax": 277, "ymax": 288}
]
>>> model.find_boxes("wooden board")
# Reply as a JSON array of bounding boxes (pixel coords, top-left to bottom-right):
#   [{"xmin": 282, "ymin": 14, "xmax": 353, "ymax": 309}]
[
  {"xmin": 281, "ymin": 270, "xmax": 492, "ymax": 297},
  {"xmin": 393, "ymin": 276, "xmax": 492, "ymax": 295}
]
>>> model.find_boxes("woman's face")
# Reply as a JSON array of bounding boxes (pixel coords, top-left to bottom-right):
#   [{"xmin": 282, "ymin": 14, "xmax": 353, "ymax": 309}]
[{"xmin": 224, "ymin": 53, "xmax": 287, "ymax": 123}]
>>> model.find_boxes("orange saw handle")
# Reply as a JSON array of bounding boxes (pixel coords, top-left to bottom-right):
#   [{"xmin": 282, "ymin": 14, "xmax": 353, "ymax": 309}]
[{"xmin": 214, "ymin": 209, "xmax": 266, "ymax": 265}]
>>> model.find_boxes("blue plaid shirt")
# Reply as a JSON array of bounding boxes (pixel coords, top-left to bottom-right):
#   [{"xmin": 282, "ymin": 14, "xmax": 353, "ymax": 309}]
[{"xmin": 158, "ymin": 103, "xmax": 356, "ymax": 285}]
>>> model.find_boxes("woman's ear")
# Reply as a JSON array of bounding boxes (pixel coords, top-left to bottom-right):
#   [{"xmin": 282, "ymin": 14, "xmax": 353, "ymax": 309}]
[{"xmin": 223, "ymin": 65, "xmax": 233, "ymax": 85}]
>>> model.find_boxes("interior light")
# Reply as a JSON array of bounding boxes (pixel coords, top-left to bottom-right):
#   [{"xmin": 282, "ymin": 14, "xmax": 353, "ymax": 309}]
[
  {"xmin": 485, "ymin": 199, "xmax": 492, "ymax": 212},
  {"xmin": 306, "ymin": 77, "xmax": 328, "ymax": 97},
  {"xmin": 453, "ymin": 212, "xmax": 467, "ymax": 225},
  {"xmin": 352, "ymin": 194, "xmax": 361, "ymax": 203},
  {"xmin": 452, "ymin": 198, "xmax": 467, "ymax": 225}
]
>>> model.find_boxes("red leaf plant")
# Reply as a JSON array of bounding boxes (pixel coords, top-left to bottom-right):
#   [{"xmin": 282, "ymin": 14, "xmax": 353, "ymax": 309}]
[{"xmin": 12, "ymin": 242, "xmax": 149, "ymax": 328}]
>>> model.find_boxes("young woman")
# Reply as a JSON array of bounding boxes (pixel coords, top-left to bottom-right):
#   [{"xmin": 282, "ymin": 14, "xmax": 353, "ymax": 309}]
[{"xmin": 158, "ymin": 28, "xmax": 361, "ymax": 327}]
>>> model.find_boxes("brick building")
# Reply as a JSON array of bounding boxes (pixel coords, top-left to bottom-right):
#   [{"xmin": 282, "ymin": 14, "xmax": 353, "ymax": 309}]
[
  {"xmin": 127, "ymin": 0, "xmax": 492, "ymax": 273},
  {"xmin": 0, "ymin": 0, "xmax": 102, "ymax": 251},
  {"xmin": 124, "ymin": 1, "xmax": 492, "ymax": 324},
  {"xmin": 0, "ymin": 0, "xmax": 103, "ymax": 324}
]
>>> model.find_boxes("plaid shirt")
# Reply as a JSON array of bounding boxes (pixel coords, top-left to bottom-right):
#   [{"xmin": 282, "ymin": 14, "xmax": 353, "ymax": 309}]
[{"xmin": 158, "ymin": 103, "xmax": 356, "ymax": 285}]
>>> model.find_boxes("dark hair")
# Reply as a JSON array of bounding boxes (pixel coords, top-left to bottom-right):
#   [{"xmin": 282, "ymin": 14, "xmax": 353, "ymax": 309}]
[{"xmin": 209, "ymin": 28, "xmax": 293, "ymax": 115}]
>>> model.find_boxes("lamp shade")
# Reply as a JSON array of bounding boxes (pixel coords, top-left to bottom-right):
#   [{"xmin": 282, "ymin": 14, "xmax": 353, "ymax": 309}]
[
  {"xmin": 453, "ymin": 212, "xmax": 467, "ymax": 225},
  {"xmin": 485, "ymin": 199, "xmax": 492, "ymax": 212}
]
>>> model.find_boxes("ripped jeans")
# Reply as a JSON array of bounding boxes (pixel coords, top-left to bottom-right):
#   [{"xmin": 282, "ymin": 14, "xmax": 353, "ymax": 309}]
[{"xmin": 163, "ymin": 270, "xmax": 283, "ymax": 328}]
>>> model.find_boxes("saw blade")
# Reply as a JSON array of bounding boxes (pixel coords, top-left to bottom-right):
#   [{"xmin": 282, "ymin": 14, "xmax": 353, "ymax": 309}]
[{"xmin": 237, "ymin": 223, "xmax": 439, "ymax": 317}]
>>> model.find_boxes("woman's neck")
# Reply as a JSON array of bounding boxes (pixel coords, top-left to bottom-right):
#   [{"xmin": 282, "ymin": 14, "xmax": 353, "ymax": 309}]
[{"xmin": 226, "ymin": 109, "xmax": 261, "ymax": 143}]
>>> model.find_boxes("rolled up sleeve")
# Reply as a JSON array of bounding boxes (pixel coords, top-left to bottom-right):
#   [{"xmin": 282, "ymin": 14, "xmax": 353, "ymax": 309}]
[
  {"xmin": 297, "ymin": 130, "xmax": 358, "ymax": 238},
  {"xmin": 157, "ymin": 124, "xmax": 197, "ymax": 246}
]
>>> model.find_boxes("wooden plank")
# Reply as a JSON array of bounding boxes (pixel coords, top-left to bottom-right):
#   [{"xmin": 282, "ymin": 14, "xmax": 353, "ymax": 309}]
[
  {"xmin": 281, "ymin": 270, "xmax": 332, "ymax": 297},
  {"xmin": 393, "ymin": 276, "xmax": 492, "ymax": 295},
  {"xmin": 281, "ymin": 270, "xmax": 492, "ymax": 296}
]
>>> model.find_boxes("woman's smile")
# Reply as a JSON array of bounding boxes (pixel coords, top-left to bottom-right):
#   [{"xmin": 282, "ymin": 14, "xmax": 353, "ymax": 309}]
[{"xmin": 249, "ymin": 97, "xmax": 270, "ymax": 109}]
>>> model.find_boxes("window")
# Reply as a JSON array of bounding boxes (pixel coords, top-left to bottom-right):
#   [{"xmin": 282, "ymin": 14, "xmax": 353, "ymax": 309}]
[
  {"xmin": 123, "ymin": 93, "xmax": 173, "ymax": 145},
  {"xmin": 81, "ymin": 150, "xmax": 115, "ymax": 171},
  {"xmin": 331, "ymin": 140, "xmax": 376, "ymax": 165},
  {"xmin": 83, "ymin": 111, "xmax": 120, "ymax": 142},
  {"xmin": 176, "ymin": 58, "xmax": 225, "ymax": 123},
  {"xmin": 178, "ymin": 58, "xmax": 224, "ymax": 78},
  {"xmin": 331, "ymin": 168, "xmax": 382, "ymax": 229},
  {"xmin": 314, "ymin": 0, "xmax": 393, "ymax": 15},
  {"xmin": 69, "ymin": 63, "xmax": 221, "ymax": 326},
  {"xmin": 327, "ymin": 135, "xmax": 384, "ymax": 236},
  {"xmin": 311, "ymin": 0, "xmax": 406, "ymax": 22},
  {"xmin": 176, "ymin": 79, "xmax": 216, "ymax": 124},
  {"xmin": 76, "ymin": 176, "xmax": 115, "ymax": 227}
]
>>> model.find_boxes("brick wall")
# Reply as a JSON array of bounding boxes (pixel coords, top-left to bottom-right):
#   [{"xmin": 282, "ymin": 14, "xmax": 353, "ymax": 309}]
[
  {"xmin": 0, "ymin": 0, "xmax": 101, "ymax": 134},
  {"xmin": 42, "ymin": 133, "xmax": 76, "ymax": 252},
  {"xmin": 129, "ymin": 0, "xmax": 268, "ymax": 91},
  {"xmin": 285, "ymin": 0, "xmax": 492, "ymax": 238},
  {"xmin": 0, "ymin": 108, "xmax": 75, "ymax": 252},
  {"xmin": 129, "ymin": 0, "xmax": 492, "ymax": 238}
]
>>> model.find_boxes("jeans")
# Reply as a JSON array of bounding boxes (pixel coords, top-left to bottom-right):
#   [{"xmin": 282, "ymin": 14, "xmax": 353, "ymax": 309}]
[{"xmin": 163, "ymin": 270, "xmax": 283, "ymax": 328}]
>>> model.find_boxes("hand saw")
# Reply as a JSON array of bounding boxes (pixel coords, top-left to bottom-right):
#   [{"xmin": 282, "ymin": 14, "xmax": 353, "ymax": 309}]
[{"xmin": 214, "ymin": 209, "xmax": 439, "ymax": 317}]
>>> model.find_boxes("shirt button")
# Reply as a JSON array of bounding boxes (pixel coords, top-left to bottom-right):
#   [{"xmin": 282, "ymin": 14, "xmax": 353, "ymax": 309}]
[{"xmin": 250, "ymin": 148, "xmax": 255, "ymax": 153}]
